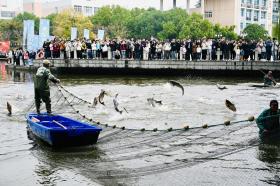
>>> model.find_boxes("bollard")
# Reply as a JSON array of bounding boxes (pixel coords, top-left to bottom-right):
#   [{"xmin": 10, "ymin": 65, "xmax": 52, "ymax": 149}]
[
  {"xmin": 255, "ymin": 50, "xmax": 258, "ymax": 61},
  {"xmin": 125, "ymin": 60, "xmax": 128, "ymax": 68},
  {"xmin": 217, "ymin": 48, "xmax": 220, "ymax": 61}
]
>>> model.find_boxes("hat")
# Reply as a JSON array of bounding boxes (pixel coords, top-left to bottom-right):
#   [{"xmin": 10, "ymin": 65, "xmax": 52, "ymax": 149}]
[{"xmin": 43, "ymin": 60, "xmax": 50, "ymax": 65}]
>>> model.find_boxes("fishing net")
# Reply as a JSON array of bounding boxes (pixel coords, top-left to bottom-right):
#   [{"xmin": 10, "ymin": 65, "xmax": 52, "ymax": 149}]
[{"xmin": 11, "ymin": 83, "xmax": 262, "ymax": 180}]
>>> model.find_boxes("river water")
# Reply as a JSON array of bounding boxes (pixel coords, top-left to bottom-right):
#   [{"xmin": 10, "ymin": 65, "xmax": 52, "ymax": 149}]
[{"xmin": 0, "ymin": 63, "xmax": 279, "ymax": 185}]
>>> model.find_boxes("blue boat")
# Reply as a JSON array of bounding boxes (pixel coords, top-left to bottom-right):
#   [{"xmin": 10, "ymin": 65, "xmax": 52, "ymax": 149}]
[{"xmin": 26, "ymin": 113, "xmax": 102, "ymax": 147}]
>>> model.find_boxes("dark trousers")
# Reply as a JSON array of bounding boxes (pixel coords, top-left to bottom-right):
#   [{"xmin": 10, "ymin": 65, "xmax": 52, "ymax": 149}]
[{"xmin": 35, "ymin": 88, "xmax": 51, "ymax": 113}]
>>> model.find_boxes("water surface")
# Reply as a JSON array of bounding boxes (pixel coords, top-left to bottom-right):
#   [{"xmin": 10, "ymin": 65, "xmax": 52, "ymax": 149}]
[{"xmin": 0, "ymin": 64, "xmax": 279, "ymax": 186}]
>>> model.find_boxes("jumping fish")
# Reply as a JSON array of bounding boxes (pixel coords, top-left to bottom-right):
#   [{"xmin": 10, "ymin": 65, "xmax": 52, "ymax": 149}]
[
  {"xmin": 98, "ymin": 89, "xmax": 107, "ymax": 105},
  {"xmin": 169, "ymin": 80, "xmax": 184, "ymax": 95},
  {"xmin": 216, "ymin": 83, "xmax": 227, "ymax": 90},
  {"xmin": 113, "ymin": 94, "xmax": 128, "ymax": 114},
  {"xmin": 147, "ymin": 98, "xmax": 162, "ymax": 107},
  {"xmin": 7, "ymin": 102, "xmax": 12, "ymax": 116},
  {"xmin": 225, "ymin": 99, "xmax": 236, "ymax": 112},
  {"xmin": 92, "ymin": 97, "xmax": 98, "ymax": 106}
]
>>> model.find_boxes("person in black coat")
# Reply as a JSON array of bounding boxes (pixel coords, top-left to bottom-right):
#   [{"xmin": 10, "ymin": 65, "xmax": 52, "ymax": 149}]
[{"xmin": 185, "ymin": 39, "xmax": 192, "ymax": 60}]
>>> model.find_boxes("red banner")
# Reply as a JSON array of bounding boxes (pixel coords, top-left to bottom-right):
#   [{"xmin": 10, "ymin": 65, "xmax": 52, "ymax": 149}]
[{"xmin": 0, "ymin": 41, "xmax": 10, "ymax": 53}]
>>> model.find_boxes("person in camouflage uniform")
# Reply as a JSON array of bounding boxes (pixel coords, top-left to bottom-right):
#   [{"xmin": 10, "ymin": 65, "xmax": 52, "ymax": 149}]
[{"xmin": 34, "ymin": 60, "xmax": 60, "ymax": 114}]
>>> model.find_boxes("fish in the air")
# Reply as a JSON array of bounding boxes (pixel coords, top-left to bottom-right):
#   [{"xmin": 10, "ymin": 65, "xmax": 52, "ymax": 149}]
[
  {"xmin": 225, "ymin": 99, "xmax": 236, "ymax": 112},
  {"xmin": 98, "ymin": 89, "xmax": 108, "ymax": 105},
  {"xmin": 92, "ymin": 97, "xmax": 98, "ymax": 106},
  {"xmin": 216, "ymin": 83, "xmax": 227, "ymax": 90},
  {"xmin": 147, "ymin": 98, "xmax": 162, "ymax": 107},
  {"xmin": 7, "ymin": 102, "xmax": 12, "ymax": 116},
  {"xmin": 113, "ymin": 94, "xmax": 128, "ymax": 114},
  {"xmin": 169, "ymin": 80, "xmax": 184, "ymax": 95}
]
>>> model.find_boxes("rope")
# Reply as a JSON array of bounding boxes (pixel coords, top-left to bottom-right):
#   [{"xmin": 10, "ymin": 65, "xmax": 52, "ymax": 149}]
[{"xmin": 55, "ymin": 84, "xmax": 256, "ymax": 132}]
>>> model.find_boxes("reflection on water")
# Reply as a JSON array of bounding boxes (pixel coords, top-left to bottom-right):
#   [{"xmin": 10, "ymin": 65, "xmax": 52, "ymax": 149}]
[
  {"xmin": 257, "ymin": 139, "xmax": 280, "ymax": 185},
  {"xmin": 12, "ymin": 70, "xmax": 33, "ymax": 82},
  {"xmin": 258, "ymin": 142, "xmax": 280, "ymax": 163},
  {"xmin": 0, "ymin": 66, "xmax": 33, "ymax": 83},
  {"xmin": 27, "ymin": 129, "xmax": 110, "ymax": 185},
  {"xmin": 0, "ymin": 63, "xmax": 7, "ymax": 80}
]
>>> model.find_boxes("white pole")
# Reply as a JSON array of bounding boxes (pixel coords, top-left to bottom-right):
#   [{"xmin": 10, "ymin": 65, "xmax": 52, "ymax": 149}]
[
  {"xmin": 160, "ymin": 0, "xmax": 163, "ymax": 11},
  {"xmin": 186, "ymin": 0, "xmax": 190, "ymax": 13},
  {"xmin": 201, "ymin": 0, "xmax": 205, "ymax": 18}
]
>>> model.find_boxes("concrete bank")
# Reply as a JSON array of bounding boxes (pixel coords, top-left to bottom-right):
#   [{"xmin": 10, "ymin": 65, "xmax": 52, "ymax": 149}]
[{"xmin": 4, "ymin": 59, "xmax": 280, "ymax": 77}]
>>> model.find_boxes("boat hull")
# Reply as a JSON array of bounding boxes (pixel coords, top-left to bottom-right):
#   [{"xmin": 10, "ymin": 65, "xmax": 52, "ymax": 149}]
[{"xmin": 26, "ymin": 113, "xmax": 102, "ymax": 147}]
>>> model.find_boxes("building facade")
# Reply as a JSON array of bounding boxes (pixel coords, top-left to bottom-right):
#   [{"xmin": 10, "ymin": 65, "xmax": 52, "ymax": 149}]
[
  {"xmin": 23, "ymin": 0, "xmax": 193, "ymax": 17},
  {"xmin": 23, "ymin": 0, "xmax": 98, "ymax": 17},
  {"xmin": 191, "ymin": 0, "xmax": 278, "ymax": 36},
  {"xmin": 0, "ymin": 0, "xmax": 23, "ymax": 19},
  {"xmin": 272, "ymin": 0, "xmax": 279, "ymax": 24}
]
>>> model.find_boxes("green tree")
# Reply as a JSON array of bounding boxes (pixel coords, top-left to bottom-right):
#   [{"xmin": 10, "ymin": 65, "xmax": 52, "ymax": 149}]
[
  {"xmin": 108, "ymin": 6, "xmax": 130, "ymax": 38},
  {"xmin": 53, "ymin": 9, "xmax": 93, "ymax": 39},
  {"xmin": 158, "ymin": 21, "xmax": 177, "ymax": 40},
  {"xmin": 90, "ymin": 6, "xmax": 130, "ymax": 38},
  {"xmin": 213, "ymin": 24, "xmax": 238, "ymax": 40},
  {"xmin": 14, "ymin": 12, "xmax": 40, "ymax": 34},
  {"xmin": 0, "ymin": 19, "xmax": 22, "ymax": 43},
  {"xmin": 0, "ymin": 12, "xmax": 39, "ymax": 46},
  {"xmin": 243, "ymin": 23, "xmax": 268, "ymax": 40},
  {"xmin": 90, "ymin": 6, "xmax": 112, "ymax": 28},
  {"xmin": 158, "ymin": 8, "xmax": 188, "ymax": 40},
  {"xmin": 272, "ymin": 16, "xmax": 280, "ymax": 41},
  {"xmin": 127, "ymin": 9, "xmax": 164, "ymax": 39},
  {"xmin": 179, "ymin": 13, "xmax": 214, "ymax": 39}
]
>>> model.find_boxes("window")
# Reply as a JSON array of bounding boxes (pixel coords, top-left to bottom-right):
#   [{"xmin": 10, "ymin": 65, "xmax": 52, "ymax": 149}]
[
  {"xmin": 84, "ymin": 6, "xmax": 92, "ymax": 15},
  {"xmin": 74, "ymin": 5, "xmax": 82, "ymax": 13},
  {"xmin": 1, "ymin": 0, "xmax": 7, "ymax": 7},
  {"xmin": 253, "ymin": 11, "xmax": 259, "ymax": 21},
  {"xmin": 262, "ymin": 0, "xmax": 267, "ymax": 8},
  {"xmin": 241, "ymin": 8, "xmax": 245, "ymax": 17},
  {"xmin": 273, "ymin": 15, "xmax": 279, "ymax": 23},
  {"xmin": 205, "ymin": 11, "xmax": 212, "ymax": 18},
  {"xmin": 254, "ymin": 0, "xmax": 259, "ymax": 5},
  {"xmin": 246, "ymin": 9, "xmax": 252, "ymax": 21},
  {"xmin": 247, "ymin": 0, "xmax": 252, "ymax": 4},
  {"xmin": 261, "ymin": 11, "xmax": 266, "ymax": 19},
  {"xmin": 273, "ymin": 1, "xmax": 279, "ymax": 12},
  {"xmin": 240, "ymin": 22, "xmax": 244, "ymax": 29},
  {"xmin": 1, "ymin": 11, "xmax": 15, "ymax": 18},
  {"xmin": 254, "ymin": 0, "xmax": 259, "ymax": 8},
  {"xmin": 246, "ymin": 0, "xmax": 252, "ymax": 8},
  {"xmin": 94, "ymin": 7, "xmax": 99, "ymax": 14},
  {"xmin": 241, "ymin": 0, "xmax": 246, "ymax": 7}
]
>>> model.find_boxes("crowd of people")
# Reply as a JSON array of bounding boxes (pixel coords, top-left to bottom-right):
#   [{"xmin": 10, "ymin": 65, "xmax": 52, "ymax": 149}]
[{"xmin": 6, "ymin": 37, "xmax": 280, "ymax": 65}]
